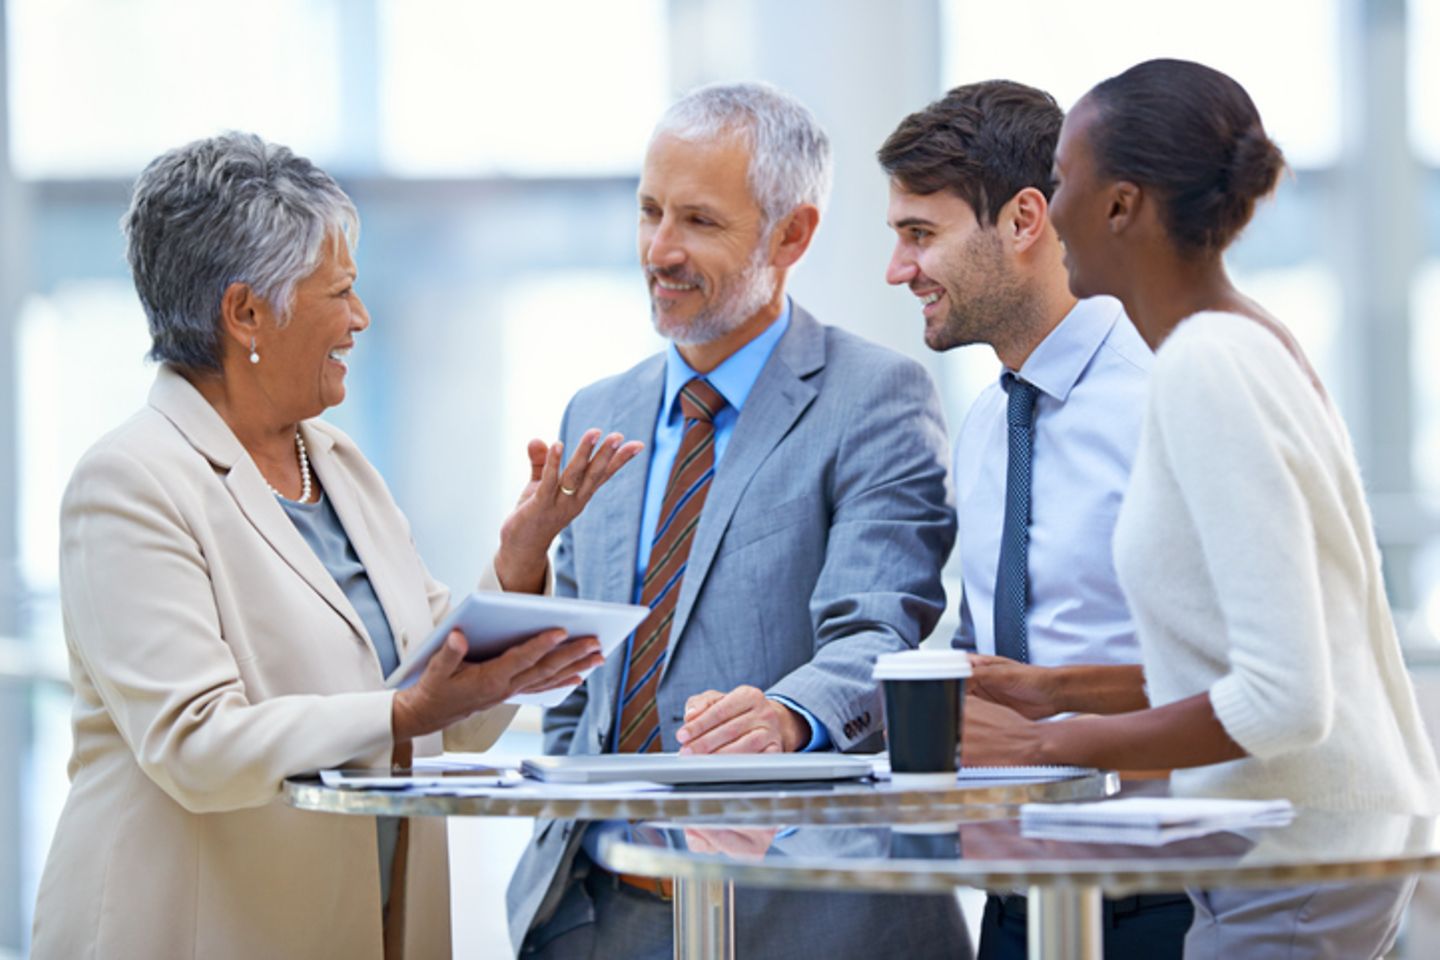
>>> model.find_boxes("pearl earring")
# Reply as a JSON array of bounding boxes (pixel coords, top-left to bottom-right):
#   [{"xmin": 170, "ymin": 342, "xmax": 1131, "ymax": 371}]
[{"xmin": 249, "ymin": 337, "xmax": 260, "ymax": 364}]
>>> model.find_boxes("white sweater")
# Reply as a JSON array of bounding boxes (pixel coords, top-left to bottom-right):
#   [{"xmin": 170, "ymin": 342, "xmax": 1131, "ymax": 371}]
[{"xmin": 1113, "ymin": 311, "xmax": 1440, "ymax": 813}]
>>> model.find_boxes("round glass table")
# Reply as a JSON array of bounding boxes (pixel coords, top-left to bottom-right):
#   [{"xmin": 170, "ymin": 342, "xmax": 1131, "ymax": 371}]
[
  {"xmin": 598, "ymin": 809, "xmax": 1440, "ymax": 960},
  {"xmin": 284, "ymin": 767, "xmax": 1119, "ymax": 956}
]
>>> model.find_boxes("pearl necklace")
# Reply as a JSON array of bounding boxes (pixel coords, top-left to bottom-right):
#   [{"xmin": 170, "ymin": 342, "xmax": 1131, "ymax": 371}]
[{"xmin": 267, "ymin": 430, "xmax": 312, "ymax": 503}]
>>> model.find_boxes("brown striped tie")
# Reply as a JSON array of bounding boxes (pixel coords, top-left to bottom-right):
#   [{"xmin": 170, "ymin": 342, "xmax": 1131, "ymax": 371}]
[{"xmin": 616, "ymin": 378, "xmax": 727, "ymax": 753}]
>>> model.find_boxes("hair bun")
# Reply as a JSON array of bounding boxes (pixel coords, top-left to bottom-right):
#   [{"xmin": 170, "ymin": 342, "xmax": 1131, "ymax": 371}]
[
  {"xmin": 1089, "ymin": 59, "xmax": 1286, "ymax": 253},
  {"xmin": 1227, "ymin": 125, "xmax": 1285, "ymax": 204}
]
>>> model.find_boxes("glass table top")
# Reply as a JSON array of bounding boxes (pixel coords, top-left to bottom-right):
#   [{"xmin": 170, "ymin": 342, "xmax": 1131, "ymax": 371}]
[
  {"xmin": 596, "ymin": 809, "xmax": 1440, "ymax": 896},
  {"xmin": 282, "ymin": 767, "xmax": 1121, "ymax": 823}
]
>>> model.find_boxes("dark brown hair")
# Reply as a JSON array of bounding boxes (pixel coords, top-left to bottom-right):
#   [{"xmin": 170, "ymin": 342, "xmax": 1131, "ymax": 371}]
[
  {"xmin": 878, "ymin": 80, "xmax": 1063, "ymax": 225},
  {"xmin": 1088, "ymin": 58, "xmax": 1286, "ymax": 253}
]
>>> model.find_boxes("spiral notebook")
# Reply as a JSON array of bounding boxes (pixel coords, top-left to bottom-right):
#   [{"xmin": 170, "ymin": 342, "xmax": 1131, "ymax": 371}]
[
  {"xmin": 869, "ymin": 754, "xmax": 1094, "ymax": 782},
  {"xmin": 954, "ymin": 765, "xmax": 1096, "ymax": 782}
]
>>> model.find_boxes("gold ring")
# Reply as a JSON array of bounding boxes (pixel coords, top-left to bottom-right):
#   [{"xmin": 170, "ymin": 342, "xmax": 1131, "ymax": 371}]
[{"xmin": 559, "ymin": 485, "xmax": 577, "ymax": 496}]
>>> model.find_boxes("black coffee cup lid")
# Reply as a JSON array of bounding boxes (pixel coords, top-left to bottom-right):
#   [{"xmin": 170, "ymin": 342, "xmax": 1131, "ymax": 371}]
[{"xmin": 872, "ymin": 649, "xmax": 973, "ymax": 680}]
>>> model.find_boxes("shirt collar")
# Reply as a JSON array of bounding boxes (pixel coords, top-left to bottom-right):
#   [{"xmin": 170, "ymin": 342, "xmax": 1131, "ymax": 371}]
[
  {"xmin": 1008, "ymin": 295, "xmax": 1125, "ymax": 402},
  {"xmin": 661, "ymin": 297, "xmax": 792, "ymax": 421}
]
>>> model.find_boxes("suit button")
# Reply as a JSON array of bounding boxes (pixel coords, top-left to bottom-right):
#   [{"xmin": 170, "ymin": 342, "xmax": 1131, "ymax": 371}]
[{"xmin": 843, "ymin": 722, "xmax": 854, "ymax": 739}]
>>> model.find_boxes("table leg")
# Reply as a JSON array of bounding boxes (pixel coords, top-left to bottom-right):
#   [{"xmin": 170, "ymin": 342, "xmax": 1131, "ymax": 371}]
[
  {"xmin": 1027, "ymin": 884, "xmax": 1102, "ymax": 960},
  {"xmin": 672, "ymin": 875, "xmax": 734, "ymax": 960}
]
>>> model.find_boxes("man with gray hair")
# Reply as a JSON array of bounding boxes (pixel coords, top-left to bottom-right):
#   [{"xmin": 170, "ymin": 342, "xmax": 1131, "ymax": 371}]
[{"xmin": 506, "ymin": 82, "xmax": 967, "ymax": 959}]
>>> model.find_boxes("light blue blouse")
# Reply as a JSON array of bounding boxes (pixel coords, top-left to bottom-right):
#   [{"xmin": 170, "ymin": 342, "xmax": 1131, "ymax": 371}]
[{"xmin": 278, "ymin": 491, "xmax": 401, "ymax": 910}]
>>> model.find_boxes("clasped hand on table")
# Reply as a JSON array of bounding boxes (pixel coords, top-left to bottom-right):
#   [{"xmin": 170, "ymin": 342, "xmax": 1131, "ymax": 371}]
[{"xmin": 676, "ymin": 685, "xmax": 809, "ymax": 754}]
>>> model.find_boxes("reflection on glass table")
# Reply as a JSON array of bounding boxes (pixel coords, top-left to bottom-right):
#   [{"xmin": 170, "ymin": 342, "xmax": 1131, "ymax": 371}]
[
  {"xmin": 598, "ymin": 809, "xmax": 1440, "ymax": 960},
  {"xmin": 283, "ymin": 766, "xmax": 1119, "ymax": 823}
]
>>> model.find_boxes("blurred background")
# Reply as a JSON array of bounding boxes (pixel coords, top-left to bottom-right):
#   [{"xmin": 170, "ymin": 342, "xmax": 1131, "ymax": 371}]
[{"xmin": 2, "ymin": 0, "xmax": 1439, "ymax": 955}]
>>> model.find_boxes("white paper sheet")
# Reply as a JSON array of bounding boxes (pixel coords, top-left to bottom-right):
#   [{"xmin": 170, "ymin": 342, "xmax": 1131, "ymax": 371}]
[{"xmin": 1019, "ymin": 796, "xmax": 1294, "ymax": 845}]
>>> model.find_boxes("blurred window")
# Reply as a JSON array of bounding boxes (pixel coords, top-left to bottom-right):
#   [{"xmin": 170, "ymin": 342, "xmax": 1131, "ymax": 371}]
[
  {"xmin": 1414, "ymin": 262, "xmax": 1440, "ymax": 498},
  {"xmin": 1411, "ymin": 0, "xmax": 1440, "ymax": 164},
  {"xmin": 498, "ymin": 269, "xmax": 660, "ymax": 460},
  {"xmin": 16, "ymin": 283, "xmax": 152, "ymax": 595},
  {"xmin": 7, "ymin": 0, "xmax": 668, "ymax": 178},
  {"xmin": 7, "ymin": 0, "xmax": 346, "ymax": 177},
  {"xmin": 376, "ymin": 0, "xmax": 667, "ymax": 176},
  {"xmin": 942, "ymin": 0, "xmax": 1341, "ymax": 168}
]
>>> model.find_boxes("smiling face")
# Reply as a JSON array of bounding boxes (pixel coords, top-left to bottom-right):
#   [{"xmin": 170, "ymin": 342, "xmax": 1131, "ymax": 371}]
[
  {"xmin": 885, "ymin": 182, "xmax": 1027, "ymax": 353},
  {"xmin": 1049, "ymin": 96, "xmax": 1118, "ymax": 300},
  {"xmin": 259, "ymin": 233, "xmax": 369, "ymax": 419},
  {"xmin": 637, "ymin": 132, "xmax": 778, "ymax": 346}
]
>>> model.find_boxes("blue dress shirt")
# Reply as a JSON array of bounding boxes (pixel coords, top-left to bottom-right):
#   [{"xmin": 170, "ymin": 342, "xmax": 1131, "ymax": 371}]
[
  {"xmin": 951, "ymin": 296, "xmax": 1151, "ymax": 667},
  {"xmin": 610, "ymin": 298, "xmax": 828, "ymax": 751}
]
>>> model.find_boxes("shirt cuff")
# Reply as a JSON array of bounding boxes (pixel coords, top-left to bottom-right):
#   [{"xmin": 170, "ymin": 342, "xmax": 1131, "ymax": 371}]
[
  {"xmin": 768, "ymin": 695, "xmax": 831, "ymax": 752},
  {"xmin": 480, "ymin": 557, "xmax": 555, "ymax": 596}
]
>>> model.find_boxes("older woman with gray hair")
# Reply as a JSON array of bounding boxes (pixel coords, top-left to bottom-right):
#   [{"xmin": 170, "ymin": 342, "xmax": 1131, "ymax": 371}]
[{"xmin": 29, "ymin": 132, "xmax": 641, "ymax": 960}]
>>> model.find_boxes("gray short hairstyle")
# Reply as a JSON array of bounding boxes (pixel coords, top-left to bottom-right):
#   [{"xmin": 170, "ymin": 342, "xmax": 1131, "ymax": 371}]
[
  {"xmin": 122, "ymin": 131, "xmax": 360, "ymax": 372},
  {"xmin": 652, "ymin": 81, "xmax": 833, "ymax": 230}
]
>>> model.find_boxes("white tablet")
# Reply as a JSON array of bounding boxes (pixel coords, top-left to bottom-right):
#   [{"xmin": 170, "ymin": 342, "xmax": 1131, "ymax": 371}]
[
  {"xmin": 384, "ymin": 591, "xmax": 648, "ymax": 707},
  {"xmin": 521, "ymin": 753, "xmax": 875, "ymax": 785}
]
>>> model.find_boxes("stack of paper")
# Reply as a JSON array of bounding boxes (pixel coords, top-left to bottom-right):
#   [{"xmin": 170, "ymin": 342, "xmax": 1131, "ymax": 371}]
[
  {"xmin": 317, "ymin": 762, "xmax": 672, "ymax": 798},
  {"xmin": 1020, "ymin": 797, "xmax": 1294, "ymax": 845},
  {"xmin": 320, "ymin": 764, "xmax": 523, "ymax": 791}
]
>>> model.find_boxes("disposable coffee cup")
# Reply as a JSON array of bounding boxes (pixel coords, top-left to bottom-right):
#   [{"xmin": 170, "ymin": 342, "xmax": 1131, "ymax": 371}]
[{"xmin": 873, "ymin": 650, "xmax": 972, "ymax": 790}]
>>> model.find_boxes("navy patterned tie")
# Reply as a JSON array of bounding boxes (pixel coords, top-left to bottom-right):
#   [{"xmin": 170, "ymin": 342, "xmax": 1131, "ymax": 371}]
[{"xmin": 993, "ymin": 374, "xmax": 1039, "ymax": 663}]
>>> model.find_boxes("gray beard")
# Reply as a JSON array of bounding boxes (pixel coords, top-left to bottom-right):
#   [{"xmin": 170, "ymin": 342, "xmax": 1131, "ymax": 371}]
[{"xmin": 651, "ymin": 250, "xmax": 776, "ymax": 347}]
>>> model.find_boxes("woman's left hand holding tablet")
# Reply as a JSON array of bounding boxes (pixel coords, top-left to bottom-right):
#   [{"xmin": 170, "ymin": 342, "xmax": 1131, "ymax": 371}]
[{"xmin": 391, "ymin": 628, "xmax": 604, "ymax": 741}]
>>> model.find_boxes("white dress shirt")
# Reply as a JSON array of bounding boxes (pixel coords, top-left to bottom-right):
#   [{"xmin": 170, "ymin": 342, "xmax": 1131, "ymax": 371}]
[{"xmin": 952, "ymin": 296, "xmax": 1151, "ymax": 667}]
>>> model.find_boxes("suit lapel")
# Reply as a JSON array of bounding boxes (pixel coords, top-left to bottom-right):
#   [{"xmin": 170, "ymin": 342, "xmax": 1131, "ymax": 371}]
[
  {"xmin": 659, "ymin": 307, "xmax": 825, "ymax": 681},
  {"xmin": 147, "ymin": 367, "xmax": 371, "ymax": 644},
  {"xmin": 587, "ymin": 357, "xmax": 664, "ymax": 739},
  {"xmin": 596, "ymin": 357, "xmax": 664, "ymax": 608}
]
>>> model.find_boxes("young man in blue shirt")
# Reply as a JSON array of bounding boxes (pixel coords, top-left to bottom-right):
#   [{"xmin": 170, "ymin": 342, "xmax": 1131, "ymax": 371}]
[{"xmin": 880, "ymin": 80, "xmax": 1189, "ymax": 960}]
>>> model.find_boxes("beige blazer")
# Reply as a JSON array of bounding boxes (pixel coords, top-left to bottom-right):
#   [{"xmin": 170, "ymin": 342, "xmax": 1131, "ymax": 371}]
[{"xmin": 32, "ymin": 366, "xmax": 517, "ymax": 960}]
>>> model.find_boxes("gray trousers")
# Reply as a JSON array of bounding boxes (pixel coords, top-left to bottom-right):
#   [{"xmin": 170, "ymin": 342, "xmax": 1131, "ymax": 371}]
[
  {"xmin": 1185, "ymin": 877, "xmax": 1417, "ymax": 959},
  {"xmin": 522, "ymin": 851, "xmax": 972, "ymax": 960}
]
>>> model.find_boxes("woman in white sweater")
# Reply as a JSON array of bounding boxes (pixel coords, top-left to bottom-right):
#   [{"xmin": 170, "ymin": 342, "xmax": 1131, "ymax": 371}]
[{"xmin": 961, "ymin": 59, "xmax": 1440, "ymax": 956}]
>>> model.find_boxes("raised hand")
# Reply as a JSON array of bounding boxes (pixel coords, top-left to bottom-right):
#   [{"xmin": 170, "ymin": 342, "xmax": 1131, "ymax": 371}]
[{"xmin": 495, "ymin": 430, "xmax": 644, "ymax": 593}]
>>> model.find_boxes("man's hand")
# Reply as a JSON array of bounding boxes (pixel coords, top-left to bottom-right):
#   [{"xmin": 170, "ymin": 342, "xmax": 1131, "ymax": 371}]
[
  {"xmin": 676, "ymin": 685, "xmax": 808, "ymax": 754},
  {"xmin": 966, "ymin": 654, "xmax": 1063, "ymax": 720},
  {"xmin": 683, "ymin": 826, "xmax": 779, "ymax": 860}
]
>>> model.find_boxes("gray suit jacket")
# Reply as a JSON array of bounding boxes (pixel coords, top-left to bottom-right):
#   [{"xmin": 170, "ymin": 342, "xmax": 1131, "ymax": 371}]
[{"xmin": 506, "ymin": 304, "xmax": 957, "ymax": 951}]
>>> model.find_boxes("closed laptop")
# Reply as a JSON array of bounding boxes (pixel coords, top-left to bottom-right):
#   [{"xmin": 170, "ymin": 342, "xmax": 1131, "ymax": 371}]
[{"xmin": 521, "ymin": 752, "xmax": 874, "ymax": 785}]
